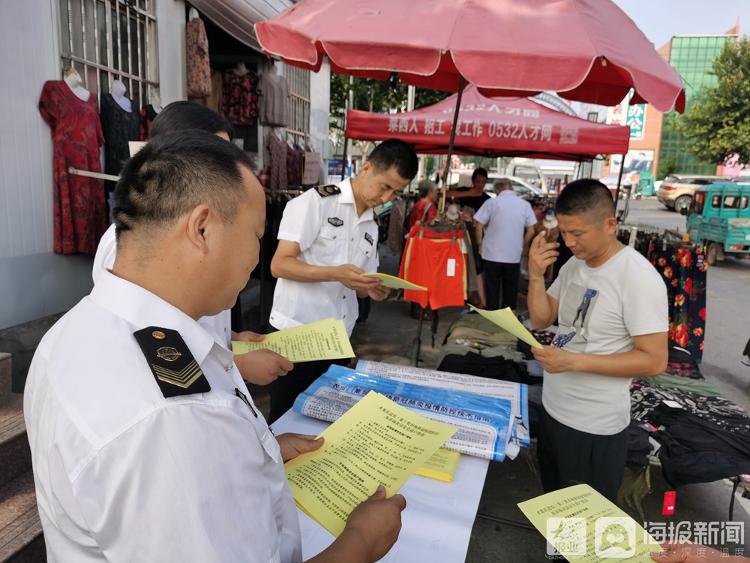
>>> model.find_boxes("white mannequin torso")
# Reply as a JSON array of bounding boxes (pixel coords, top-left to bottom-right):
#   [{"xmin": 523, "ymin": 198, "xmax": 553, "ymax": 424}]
[
  {"xmin": 63, "ymin": 69, "xmax": 90, "ymax": 101},
  {"xmin": 150, "ymin": 91, "xmax": 163, "ymax": 113},
  {"xmin": 111, "ymin": 80, "xmax": 132, "ymax": 112}
]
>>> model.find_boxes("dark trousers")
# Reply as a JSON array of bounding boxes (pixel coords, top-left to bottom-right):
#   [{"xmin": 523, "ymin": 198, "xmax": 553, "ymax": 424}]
[
  {"xmin": 537, "ymin": 407, "xmax": 627, "ymax": 502},
  {"xmin": 483, "ymin": 259, "xmax": 520, "ymax": 310},
  {"xmin": 268, "ymin": 358, "xmax": 348, "ymax": 424}
]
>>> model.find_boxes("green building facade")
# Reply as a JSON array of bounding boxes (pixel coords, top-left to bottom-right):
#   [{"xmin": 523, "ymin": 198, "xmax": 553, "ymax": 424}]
[{"xmin": 659, "ymin": 35, "xmax": 737, "ymax": 176}]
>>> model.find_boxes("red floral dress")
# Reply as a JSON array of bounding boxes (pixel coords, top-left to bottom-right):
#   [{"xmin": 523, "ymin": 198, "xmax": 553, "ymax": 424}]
[
  {"xmin": 39, "ymin": 81, "xmax": 107, "ymax": 255},
  {"xmin": 650, "ymin": 244, "xmax": 708, "ymax": 361}
]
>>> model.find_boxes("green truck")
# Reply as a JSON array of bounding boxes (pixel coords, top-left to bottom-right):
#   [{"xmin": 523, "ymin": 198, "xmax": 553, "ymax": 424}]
[{"xmin": 686, "ymin": 183, "xmax": 750, "ymax": 266}]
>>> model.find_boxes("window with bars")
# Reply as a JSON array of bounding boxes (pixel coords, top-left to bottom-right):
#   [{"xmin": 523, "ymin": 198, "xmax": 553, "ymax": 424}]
[
  {"xmin": 285, "ymin": 65, "xmax": 310, "ymax": 145},
  {"xmin": 59, "ymin": 0, "xmax": 159, "ymax": 110}
]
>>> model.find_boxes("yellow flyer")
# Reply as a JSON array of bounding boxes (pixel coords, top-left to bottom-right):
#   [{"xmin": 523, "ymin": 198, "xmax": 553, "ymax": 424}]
[
  {"xmin": 469, "ymin": 305, "xmax": 542, "ymax": 348},
  {"xmin": 518, "ymin": 484, "xmax": 662, "ymax": 561},
  {"xmin": 415, "ymin": 448, "xmax": 461, "ymax": 482},
  {"xmin": 366, "ymin": 272, "xmax": 427, "ymax": 291},
  {"xmin": 232, "ymin": 318, "xmax": 354, "ymax": 362},
  {"xmin": 285, "ymin": 391, "xmax": 456, "ymax": 536}
]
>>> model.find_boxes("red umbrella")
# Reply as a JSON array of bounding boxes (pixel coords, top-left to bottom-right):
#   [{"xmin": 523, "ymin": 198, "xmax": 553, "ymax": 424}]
[
  {"xmin": 345, "ymin": 86, "xmax": 630, "ymax": 160},
  {"xmin": 256, "ymin": 0, "xmax": 682, "ymax": 211},
  {"xmin": 256, "ymin": 0, "xmax": 685, "ymax": 112}
]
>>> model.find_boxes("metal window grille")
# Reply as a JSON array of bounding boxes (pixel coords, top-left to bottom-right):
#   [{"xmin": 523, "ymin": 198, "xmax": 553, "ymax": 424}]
[
  {"xmin": 286, "ymin": 65, "xmax": 310, "ymax": 146},
  {"xmin": 59, "ymin": 0, "xmax": 158, "ymax": 109}
]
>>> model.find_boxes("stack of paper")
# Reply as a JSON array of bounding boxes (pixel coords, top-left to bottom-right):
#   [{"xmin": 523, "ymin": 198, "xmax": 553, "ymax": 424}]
[
  {"xmin": 415, "ymin": 448, "xmax": 461, "ymax": 482},
  {"xmin": 293, "ymin": 365, "xmax": 515, "ymax": 462},
  {"xmin": 356, "ymin": 360, "xmax": 529, "ymax": 455}
]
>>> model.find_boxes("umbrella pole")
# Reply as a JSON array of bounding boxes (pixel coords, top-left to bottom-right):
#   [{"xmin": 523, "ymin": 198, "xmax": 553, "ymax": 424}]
[
  {"xmin": 439, "ymin": 78, "xmax": 467, "ymax": 215},
  {"xmin": 341, "ymin": 135, "xmax": 349, "ymax": 180},
  {"xmin": 614, "ymin": 152, "xmax": 625, "ymax": 210}
]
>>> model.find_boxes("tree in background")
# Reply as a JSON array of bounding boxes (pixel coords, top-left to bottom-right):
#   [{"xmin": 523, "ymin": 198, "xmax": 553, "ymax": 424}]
[
  {"xmin": 658, "ymin": 157, "xmax": 678, "ymax": 180},
  {"xmin": 679, "ymin": 38, "xmax": 750, "ymax": 166},
  {"xmin": 329, "ymin": 74, "xmax": 450, "ymax": 134}
]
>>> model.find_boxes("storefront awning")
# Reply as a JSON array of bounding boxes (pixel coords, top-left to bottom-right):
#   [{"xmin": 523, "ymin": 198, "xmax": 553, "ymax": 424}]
[{"xmin": 190, "ymin": 0, "xmax": 292, "ymax": 52}]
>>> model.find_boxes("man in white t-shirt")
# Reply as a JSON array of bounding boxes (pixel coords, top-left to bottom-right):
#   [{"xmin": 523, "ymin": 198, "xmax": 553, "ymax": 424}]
[
  {"xmin": 527, "ymin": 179, "xmax": 668, "ymax": 501},
  {"xmin": 474, "ymin": 179, "xmax": 537, "ymax": 310}
]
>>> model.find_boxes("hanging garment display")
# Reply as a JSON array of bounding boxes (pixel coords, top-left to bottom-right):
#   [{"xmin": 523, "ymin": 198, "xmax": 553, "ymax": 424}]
[
  {"xmin": 100, "ymin": 93, "xmax": 140, "ymax": 184},
  {"xmin": 286, "ymin": 144, "xmax": 304, "ymax": 187},
  {"xmin": 259, "ymin": 68, "xmax": 289, "ymax": 127},
  {"xmin": 268, "ymin": 132, "xmax": 288, "ymax": 194},
  {"xmin": 386, "ymin": 199, "xmax": 407, "ymax": 255},
  {"xmin": 399, "ymin": 225, "xmax": 467, "ymax": 310},
  {"xmin": 139, "ymin": 104, "xmax": 158, "ymax": 141},
  {"xmin": 39, "ymin": 81, "xmax": 107, "ymax": 256},
  {"xmin": 222, "ymin": 70, "xmax": 260, "ymax": 126},
  {"xmin": 186, "ymin": 17, "xmax": 211, "ymax": 99},
  {"xmin": 650, "ymin": 244, "xmax": 707, "ymax": 361},
  {"xmin": 206, "ymin": 69, "xmax": 224, "ymax": 114},
  {"xmin": 302, "ymin": 150, "xmax": 323, "ymax": 186}
]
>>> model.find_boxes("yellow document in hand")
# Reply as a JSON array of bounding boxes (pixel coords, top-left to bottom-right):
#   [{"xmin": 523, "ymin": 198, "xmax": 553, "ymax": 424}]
[
  {"xmin": 366, "ymin": 272, "xmax": 427, "ymax": 291},
  {"xmin": 518, "ymin": 484, "xmax": 662, "ymax": 561},
  {"xmin": 285, "ymin": 391, "xmax": 456, "ymax": 536},
  {"xmin": 231, "ymin": 318, "xmax": 354, "ymax": 363},
  {"xmin": 415, "ymin": 448, "xmax": 461, "ymax": 482},
  {"xmin": 469, "ymin": 305, "xmax": 542, "ymax": 349}
]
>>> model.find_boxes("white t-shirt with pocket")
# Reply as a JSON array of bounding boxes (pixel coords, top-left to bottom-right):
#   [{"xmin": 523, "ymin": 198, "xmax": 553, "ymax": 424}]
[{"xmin": 543, "ymin": 246, "xmax": 668, "ymax": 435}]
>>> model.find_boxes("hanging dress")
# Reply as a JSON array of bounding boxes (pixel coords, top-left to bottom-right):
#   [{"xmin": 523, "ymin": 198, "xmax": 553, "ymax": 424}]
[{"xmin": 39, "ymin": 81, "xmax": 107, "ymax": 255}]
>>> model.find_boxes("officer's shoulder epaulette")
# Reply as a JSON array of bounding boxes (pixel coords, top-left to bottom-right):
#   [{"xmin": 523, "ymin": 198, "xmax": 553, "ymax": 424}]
[
  {"xmin": 316, "ymin": 184, "xmax": 341, "ymax": 197},
  {"xmin": 133, "ymin": 326, "xmax": 211, "ymax": 398}
]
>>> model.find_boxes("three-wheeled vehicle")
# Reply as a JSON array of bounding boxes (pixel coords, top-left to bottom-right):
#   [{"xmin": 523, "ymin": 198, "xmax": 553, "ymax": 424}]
[{"xmin": 685, "ymin": 183, "xmax": 750, "ymax": 266}]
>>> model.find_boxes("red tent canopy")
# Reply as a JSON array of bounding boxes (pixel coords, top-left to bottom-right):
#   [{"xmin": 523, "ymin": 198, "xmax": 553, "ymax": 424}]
[{"xmin": 345, "ymin": 86, "xmax": 630, "ymax": 160}]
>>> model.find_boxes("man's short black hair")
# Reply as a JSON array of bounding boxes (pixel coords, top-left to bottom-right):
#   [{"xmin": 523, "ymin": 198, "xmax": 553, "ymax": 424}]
[
  {"xmin": 149, "ymin": 101, "xmax": 234, "ymax": 140},
  {"xmin": 472, "ymin": 168, "xmax": 489, "ymax": 181},
  {"xmin": 367, "ymin": 139, "xmax": 418, "ymax": 180},
  {"xmin": 555, "ymin": 179, "xmax": 615, "ymax": 220},
  {"xmin": 113, "ymin": 129, "xmax": 254, "ymax": 237}
]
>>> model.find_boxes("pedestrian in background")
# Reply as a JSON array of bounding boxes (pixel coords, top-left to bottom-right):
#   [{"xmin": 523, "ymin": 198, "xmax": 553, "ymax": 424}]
[{"xmin": 474, "ymin": 179, "xmax": 537, "ymax": 310}]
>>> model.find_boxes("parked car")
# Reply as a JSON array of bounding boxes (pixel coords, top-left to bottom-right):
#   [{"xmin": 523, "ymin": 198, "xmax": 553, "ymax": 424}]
[
  {"xmin": 656, "ymin": 174, "xmax": 727, "ymax": 213},
  {"xmin": 483, "ymin": 175, "xmax": 546, "ymax": 200},
  {"xmin": 686, "ymin": 183, "xmax": 750, "ymax": 265}
]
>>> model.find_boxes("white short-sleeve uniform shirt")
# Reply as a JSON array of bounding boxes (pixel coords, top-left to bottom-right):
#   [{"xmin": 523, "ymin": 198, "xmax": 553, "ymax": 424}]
[
  {"xmin": 24, "ymin": 270, "xmax": 301, "ymax": 563},
  {"xmin": 270, "ymin": 178, "xmax": 379, "ymax": 336}
]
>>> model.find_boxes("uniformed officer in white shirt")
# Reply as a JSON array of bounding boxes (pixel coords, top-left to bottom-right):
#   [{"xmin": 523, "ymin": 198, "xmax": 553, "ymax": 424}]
[
  {"xmin": 92, "ymin": 100, "xmax": 294, "ymax": 387},
  {"xmin": 268, "ymin": 139, "xmax": 419, "ymax": 421},
  {"xmin": 25, "ymin": 130, "xmax": 406, "ymax": 562}
]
